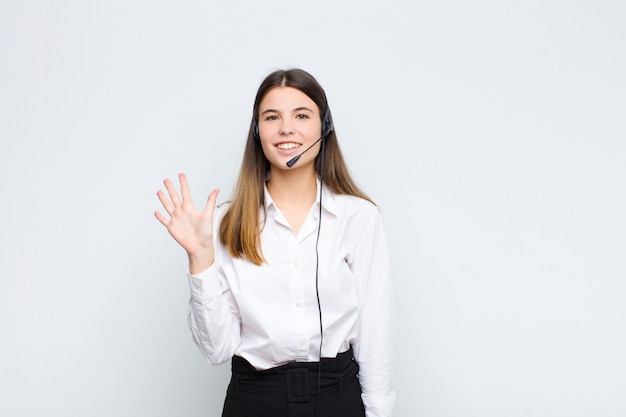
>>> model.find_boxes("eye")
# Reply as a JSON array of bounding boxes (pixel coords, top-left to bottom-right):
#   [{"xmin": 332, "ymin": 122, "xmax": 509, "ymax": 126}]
[
  {"xmin": 264, "ymin": 115, "xmax": 279, "ymax": 121},
  {"xmin": 295, "ymin": 113, "xmax": 310, "ymax": 119}
]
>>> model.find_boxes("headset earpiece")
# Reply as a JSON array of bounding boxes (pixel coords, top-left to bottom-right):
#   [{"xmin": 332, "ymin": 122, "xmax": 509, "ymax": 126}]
[
  {"xmin": 253, "ymin": 119, "xmax": 260, "ymax": 141},
  {"xmin": 321, "ymin": 105, "xmax": 334, "ymax": 139}
]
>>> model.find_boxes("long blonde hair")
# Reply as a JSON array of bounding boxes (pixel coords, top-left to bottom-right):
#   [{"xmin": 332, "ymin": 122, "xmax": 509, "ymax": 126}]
[{"xmin": 219, "ymin": 69, "xmax": 373, "ymax": 265}]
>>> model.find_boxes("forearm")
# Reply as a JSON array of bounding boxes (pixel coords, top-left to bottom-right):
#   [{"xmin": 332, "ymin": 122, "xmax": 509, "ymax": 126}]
[{"xmin": 187, "ymin": 267, "xmax": 241, "ymax": 365}]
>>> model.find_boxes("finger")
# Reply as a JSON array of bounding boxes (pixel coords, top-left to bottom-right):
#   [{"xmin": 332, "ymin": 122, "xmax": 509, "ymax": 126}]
[
  {"xmin": 179, "ymin": 173, "xmax": 194, "ymax": 205},
  {"xmin": 154, "ymin": 210, "xmax": 169, "ymax": 227},
  {"xmin": 164, "ymin": 178, "xmax": 182, "ymax": 206},
  {"xmin": 202, "ymin": 188, "xmax": 220, "ymax": 216},
  {"xmin": 156, "ymin": 190, "xmax": 175, "ymax": 215}
]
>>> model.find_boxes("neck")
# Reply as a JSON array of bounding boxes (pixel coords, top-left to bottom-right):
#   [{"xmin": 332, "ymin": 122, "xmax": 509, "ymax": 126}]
[{"xmin": 267, "ymin": 165, "xmax": 317, "ymax": 209}]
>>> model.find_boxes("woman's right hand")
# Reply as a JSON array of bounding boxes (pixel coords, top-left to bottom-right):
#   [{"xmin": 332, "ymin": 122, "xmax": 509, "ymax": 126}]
[{"xmin": 154, "ymin": 173, "xmax": 220, "ymax": 274}]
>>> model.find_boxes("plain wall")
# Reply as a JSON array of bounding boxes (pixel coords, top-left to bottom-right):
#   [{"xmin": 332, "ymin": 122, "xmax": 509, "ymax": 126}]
[{"xmin": 1, "ymin": 1, "xmax": 625, "ymax": 416}]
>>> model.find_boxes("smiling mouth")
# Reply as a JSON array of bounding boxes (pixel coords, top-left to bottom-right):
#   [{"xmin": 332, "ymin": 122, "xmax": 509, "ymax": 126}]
[{"xmin": 276, "ymin": 142, "xmax": 302, "ymax": 150}]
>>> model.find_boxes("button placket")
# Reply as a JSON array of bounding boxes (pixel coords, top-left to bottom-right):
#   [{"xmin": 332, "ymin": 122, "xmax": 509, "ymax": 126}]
[{"xmin": 289, "ymin": 233, "xmax": 309, "ymax": 360}]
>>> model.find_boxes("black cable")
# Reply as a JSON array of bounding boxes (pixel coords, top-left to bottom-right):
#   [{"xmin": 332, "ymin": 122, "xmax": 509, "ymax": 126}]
[{"xmin": 314, "ymin": 138, "xmax": 325, "ymax": 417}]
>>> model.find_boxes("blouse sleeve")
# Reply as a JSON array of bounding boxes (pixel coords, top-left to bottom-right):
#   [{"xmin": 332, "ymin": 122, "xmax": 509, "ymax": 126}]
[
  {"xmin": 350, "ymin": 208, "xmax": 396, "ymax": 417},
  {"xmin": 186, "ymin": 206, "xmax": 241, "ymax": 365},
  {"xmin": 186, "ymin": 264, "xmax": 241, "ymax": 365}
]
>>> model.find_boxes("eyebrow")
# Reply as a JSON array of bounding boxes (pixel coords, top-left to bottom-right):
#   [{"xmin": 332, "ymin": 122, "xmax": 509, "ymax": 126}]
[{"xmin": 260, "ymin": 106, "xmax": 315, "ymax": 116}]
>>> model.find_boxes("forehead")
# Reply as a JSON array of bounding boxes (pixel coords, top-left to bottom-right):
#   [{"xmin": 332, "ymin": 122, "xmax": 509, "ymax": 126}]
[{"xmin": 259, "ymin": 87, "xmax": 318, "ymax": 112}]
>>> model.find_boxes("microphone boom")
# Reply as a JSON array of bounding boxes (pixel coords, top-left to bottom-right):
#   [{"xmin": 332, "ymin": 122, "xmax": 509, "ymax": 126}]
[{"xmin": 286, "ymin": 137, "xmax": 323, "ymax": 168}]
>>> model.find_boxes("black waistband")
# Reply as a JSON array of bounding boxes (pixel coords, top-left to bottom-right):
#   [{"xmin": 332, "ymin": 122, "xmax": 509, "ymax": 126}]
[
  {"xmin": 232, "ymin": 348, "xmax": 355, "ymax": 375},
  {"xmin": 229, "ymin": 348, "xmax": 358, "ymax": 401}
]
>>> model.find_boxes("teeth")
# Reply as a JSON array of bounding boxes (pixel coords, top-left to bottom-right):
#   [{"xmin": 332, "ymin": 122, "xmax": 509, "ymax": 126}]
[{"xmin": 277, "ymin": 143, "xmax": 301, "ymax": 150}]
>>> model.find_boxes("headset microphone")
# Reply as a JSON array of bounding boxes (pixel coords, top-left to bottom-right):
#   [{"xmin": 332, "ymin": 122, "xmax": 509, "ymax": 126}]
[{"xmin": 286, "ymin": 136, "xmax": 323, "ymax": 167}]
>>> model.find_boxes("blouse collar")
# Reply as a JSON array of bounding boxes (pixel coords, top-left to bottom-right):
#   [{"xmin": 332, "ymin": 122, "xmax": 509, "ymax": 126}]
[{"xmin": 263, "ymin": 177, "xmax": 338, "ymax": 217}]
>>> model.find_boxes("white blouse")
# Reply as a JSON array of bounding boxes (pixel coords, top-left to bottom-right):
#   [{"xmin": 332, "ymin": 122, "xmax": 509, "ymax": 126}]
[{"xmin": 187, "ymin": 181, "xmax": 395, "ymax": 417}]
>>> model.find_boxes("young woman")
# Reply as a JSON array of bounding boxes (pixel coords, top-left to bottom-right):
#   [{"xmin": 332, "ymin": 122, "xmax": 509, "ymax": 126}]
[{"xmin": 155, "ymin": 69, "xmax": 394, "ymax": 417}]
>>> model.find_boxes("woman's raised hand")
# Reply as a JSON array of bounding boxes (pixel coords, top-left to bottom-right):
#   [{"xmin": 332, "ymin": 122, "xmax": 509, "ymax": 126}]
[{"xmin": 154, "ymin": 173, "xmax": 219, "ymax": 274}]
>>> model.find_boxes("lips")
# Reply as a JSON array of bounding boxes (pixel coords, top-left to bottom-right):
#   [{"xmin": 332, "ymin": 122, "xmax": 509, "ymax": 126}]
[{"xmin": 275, "ymin": 142, "xmax": 302, "ymax": 150}]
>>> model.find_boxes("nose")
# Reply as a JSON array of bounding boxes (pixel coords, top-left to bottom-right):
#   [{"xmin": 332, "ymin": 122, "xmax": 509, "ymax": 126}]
[{"xmin": 279, "ymin": 120, "xmax": 295, "ymax": 136}]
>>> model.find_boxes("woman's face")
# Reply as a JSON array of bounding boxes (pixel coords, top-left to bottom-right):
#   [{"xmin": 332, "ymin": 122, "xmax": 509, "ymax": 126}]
[{"xmin": 257, "ymin": 86, "xmax": 322, "ymax": 171}]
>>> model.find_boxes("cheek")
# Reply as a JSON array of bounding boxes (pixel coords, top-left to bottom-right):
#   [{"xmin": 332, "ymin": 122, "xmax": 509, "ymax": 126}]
[
  {"xmin": 259, "ymin": 139, "xmax": 271, "ymax": 154},
  {"xmin": 259, "ymin": 138, "xmax": 275, "ymax": 159},
  {"xmin": 313, "ymin": 120, "xmax": 324, "ymax": 137},
  {"xmin": 259, "ymin": 125, "xmax": 274, "ymax": 142}
]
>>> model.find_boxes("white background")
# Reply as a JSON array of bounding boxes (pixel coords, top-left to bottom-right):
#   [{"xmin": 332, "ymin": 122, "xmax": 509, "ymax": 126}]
[{"xmin": 1, "ymin": 1, "xmax": 625, "ymax": 416}]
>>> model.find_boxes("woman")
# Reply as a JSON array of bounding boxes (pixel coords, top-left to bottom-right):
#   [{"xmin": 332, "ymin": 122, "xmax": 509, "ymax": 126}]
[{"xmin": 155, "ymin": 69, "xmax": 394, "ymax": 417}]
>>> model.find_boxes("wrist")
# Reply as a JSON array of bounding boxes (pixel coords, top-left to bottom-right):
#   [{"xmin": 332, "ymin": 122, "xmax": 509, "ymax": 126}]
[{"xmin": 187, "ymin": 247, "xmax": 214, "ymax": 275}]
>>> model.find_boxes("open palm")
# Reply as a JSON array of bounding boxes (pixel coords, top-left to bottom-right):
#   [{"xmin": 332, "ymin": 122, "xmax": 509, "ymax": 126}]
[{"xmin": 155, "ymin": 173, "xmax": 219, "ymax": 273}]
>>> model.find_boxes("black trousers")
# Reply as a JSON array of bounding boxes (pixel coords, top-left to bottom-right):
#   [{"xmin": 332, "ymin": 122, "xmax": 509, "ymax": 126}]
[{"xmin": 221, "ymin": 349, "xmax": 366, "ymax": 417}]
